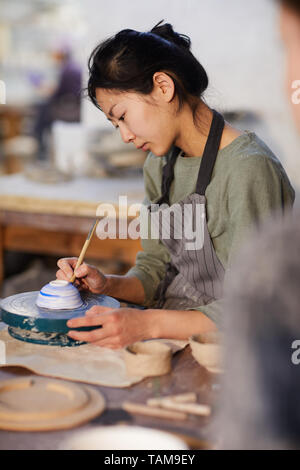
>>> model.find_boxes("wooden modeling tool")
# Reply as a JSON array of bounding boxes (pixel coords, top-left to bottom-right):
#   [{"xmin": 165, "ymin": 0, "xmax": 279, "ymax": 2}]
[
  {"xmin": 148, "ymin": 399, "xmax": 211, "ymax": 417},
  {"xmin": 122, "ymin": 392, "xmax": 211, "ymax": 421},
  {"xmin": 122, "ymin": 402, "xmax": 187, "ymax": 421},
  {"xmin": 70, "ymin": 218, "xmax": 100, "ymax": 284},
  {"xmin": 147, "ymin": 392, "xmax": 197, "ymax": 407}
]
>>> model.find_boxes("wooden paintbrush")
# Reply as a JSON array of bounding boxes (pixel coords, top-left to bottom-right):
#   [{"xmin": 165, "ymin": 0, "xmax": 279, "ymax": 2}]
[{"xmin": 69, "ymin": 218, "xmax": 100, "ymax": 283}]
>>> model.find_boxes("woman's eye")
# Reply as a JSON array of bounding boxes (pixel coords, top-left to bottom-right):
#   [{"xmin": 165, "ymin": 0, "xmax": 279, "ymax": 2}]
[{"xmin": 112, "ymin": 114, "xmax": 125, "ymax": 129}]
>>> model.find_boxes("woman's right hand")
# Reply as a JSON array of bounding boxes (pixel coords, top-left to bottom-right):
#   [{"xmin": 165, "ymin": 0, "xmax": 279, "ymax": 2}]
[{"xmin": 56, "ymin": 257, "xmax": 107, "ymax": 294}]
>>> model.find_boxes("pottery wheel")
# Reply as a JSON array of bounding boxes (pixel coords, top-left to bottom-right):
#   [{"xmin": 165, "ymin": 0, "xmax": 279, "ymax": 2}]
[
  {"xmin": 0, "ymin": 291, "xmax": 120, "ymax": 347},
  {"xmin": 0, "ymin": 376, "xmax": 106, "ymax": 431}
]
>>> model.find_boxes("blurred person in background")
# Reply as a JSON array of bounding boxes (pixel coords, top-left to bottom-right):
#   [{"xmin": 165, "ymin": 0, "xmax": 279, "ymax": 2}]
[
  {"xmin": 33, "ymin": 43, "xmax": 82, "ymax": 160},
  {"xmin": 216, "ymin": 0, "xmax": 300, "ymax": 449}
]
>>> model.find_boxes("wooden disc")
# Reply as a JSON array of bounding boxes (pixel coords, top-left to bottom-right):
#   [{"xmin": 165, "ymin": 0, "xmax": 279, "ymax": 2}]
[{"xmin": 0, "ymin": 376, "xmax": 105, "ymax": 431}]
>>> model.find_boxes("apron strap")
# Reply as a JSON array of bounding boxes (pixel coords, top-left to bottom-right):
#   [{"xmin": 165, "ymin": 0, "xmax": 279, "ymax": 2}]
[
  {"xmin": 158, "ymin": 109, "xmax": 225, "ymax": 205},
  {"xmin": 195, "ymin": 109, "xmax": 225, "ymax": 195},
  {"xmin": 157, "ymin": 146, "xmax": 181, "ymax": 206}
]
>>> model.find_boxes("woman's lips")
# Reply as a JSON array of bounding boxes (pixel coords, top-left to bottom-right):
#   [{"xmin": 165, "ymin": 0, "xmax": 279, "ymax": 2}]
[{"xmin": 136, "ymin": 142, "xmax": 149, "ymax": 151}]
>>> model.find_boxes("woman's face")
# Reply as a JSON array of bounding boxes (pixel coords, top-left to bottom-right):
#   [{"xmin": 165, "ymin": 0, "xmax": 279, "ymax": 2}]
[{"xmin": 96, "ymin": 81, "xmax": 178, "ymax": 156}]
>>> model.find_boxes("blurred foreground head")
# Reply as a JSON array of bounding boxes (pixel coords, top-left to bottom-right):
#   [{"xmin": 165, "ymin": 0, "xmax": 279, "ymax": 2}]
[
  {"xmin": 279, "ymin": 0, "xmax": 300, "ymax": 131},
  {"xmin": 217, "ymin": 212, "xmax": 300, "ymax": 449}
]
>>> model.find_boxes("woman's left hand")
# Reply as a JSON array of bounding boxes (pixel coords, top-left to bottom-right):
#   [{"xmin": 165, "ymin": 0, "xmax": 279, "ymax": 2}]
[{"xmin": 66, "ymin": 306, "xmax": 153, "ymax": 349}]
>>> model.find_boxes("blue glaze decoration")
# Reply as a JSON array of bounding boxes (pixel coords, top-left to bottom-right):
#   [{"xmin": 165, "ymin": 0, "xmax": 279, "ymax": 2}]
[{"xmin": 39, "ymin": 292, "xmax": 60, "ymax": 297}]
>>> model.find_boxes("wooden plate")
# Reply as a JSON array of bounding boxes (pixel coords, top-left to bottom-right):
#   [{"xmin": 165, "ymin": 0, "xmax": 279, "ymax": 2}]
[{"xmin": 0, "ymin": 376, "xmax": 105, "ymax": 431}]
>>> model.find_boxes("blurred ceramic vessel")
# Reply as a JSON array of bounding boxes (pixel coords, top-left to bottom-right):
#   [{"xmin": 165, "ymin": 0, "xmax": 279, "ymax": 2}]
[{"xmin": 60, "ymin": 425, "xmax": 188, "ymax": 450}]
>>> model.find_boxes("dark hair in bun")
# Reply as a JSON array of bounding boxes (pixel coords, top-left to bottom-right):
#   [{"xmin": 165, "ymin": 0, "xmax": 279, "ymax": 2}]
[
  {"xmin": 87, "ymin": 21, "xmax": 208, "ymax": 119},
  {"xmin": 150, "ymin": 20, "xmax": 191, "ymax": 50}
]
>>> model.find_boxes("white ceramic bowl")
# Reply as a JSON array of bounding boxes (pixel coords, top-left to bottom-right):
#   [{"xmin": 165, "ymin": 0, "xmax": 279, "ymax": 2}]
[
  {"xmin": 36, "ymin": 280, "xmax": 83, "ymax": 310},
  {"xmin": 61, "ymin": 425, "xmax": 188, "ymax": 450}
]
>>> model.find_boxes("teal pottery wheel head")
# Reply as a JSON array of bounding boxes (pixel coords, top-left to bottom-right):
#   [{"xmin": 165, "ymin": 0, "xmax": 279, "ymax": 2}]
[
  {"xmin": 36, "ymin": 280, "xmax": 83, "ymax": 310},
  {"xmin": 0, "ymin": 290, "xmax": 120, "ymax": 347}
]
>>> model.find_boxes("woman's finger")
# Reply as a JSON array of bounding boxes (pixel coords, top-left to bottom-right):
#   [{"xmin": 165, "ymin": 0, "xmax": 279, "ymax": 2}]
[
  {"xmin": 56, "ymin": 269, "xmax": 69, "ymax": 281},
  {"xmin": 56, "ymin": 268, "xmax": 83, "ymax": 286},
  {"xmin": 67, "ymin": 306, "xmax": 114, "ymax": 328},
  {"xmin": 67, "ymin": 323, "xmax": 115, "ymax": 343},
  {"xmin": 85, "ymin": 305, "xmax": 114, "ymax": 316},
  {"xmin": 74, "ymin": 264, "xmax": 90, "ymax": 278},
  {"xmin": 67, "ymin": 315, "xmax": 102, "ymax": 329},
  {"xmin": 67, "ymin": 329, "xmax": 99, "ymax": 343},
  {"xmin": 57, "ymin": 258, "xmax": 77, "ymax": 278}
]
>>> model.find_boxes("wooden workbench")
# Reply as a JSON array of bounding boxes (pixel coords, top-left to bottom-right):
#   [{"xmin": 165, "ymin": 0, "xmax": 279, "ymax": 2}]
[
  {"xmin": 0, "ymin": 173, "xmax": 145, "ymax": 284},
  {"xmin": 0, "ymin": 342, "xmax": 219, "ymax": 450}
]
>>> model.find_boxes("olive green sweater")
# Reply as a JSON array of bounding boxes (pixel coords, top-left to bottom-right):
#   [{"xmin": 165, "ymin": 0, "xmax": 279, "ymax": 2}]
[{"xmin": 127, "ymin": 131, "xmax": 295, "ymax": 327}]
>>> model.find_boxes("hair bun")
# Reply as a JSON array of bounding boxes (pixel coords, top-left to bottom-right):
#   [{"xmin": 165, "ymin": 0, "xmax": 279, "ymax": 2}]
[{"xmin": 150, "ymin": 21, "xmax": 191, "ymax": 50}]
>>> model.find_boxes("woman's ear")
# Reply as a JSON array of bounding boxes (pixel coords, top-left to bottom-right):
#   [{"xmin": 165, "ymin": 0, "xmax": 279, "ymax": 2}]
[{"xmin": 152, "ymin": 71, "xmax": 175, "ymax": 103}]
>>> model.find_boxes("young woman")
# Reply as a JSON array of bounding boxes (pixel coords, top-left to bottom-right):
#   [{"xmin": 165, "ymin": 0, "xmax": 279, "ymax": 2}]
[{"xmin": 56, "ymin": 22, "xmax": 295, "ymax": 349}]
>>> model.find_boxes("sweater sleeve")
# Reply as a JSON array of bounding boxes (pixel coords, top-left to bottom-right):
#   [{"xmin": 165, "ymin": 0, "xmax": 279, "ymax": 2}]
[
  {"xmin": 126, "ymin": 154, "xmax": 171, "ymax": 306},
  {"xmin": 190, "ymin": 153, "xmax": 295, "ymax": 328}
]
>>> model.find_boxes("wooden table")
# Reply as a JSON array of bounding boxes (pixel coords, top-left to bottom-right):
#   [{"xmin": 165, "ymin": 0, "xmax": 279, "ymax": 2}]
[
  {"xmin": 0, "ymin": 344, "xmax": 219, "ymax": 450},
  {"xmin": 0, "ymin": 174, "xmax": 219, "ymax": 450},
  {"xmin": 0, "ymin": 174, "xmax": 145, "ymax": 285}
]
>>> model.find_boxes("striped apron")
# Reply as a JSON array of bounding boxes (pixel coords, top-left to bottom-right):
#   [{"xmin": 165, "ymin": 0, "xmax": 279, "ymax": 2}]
[{"xmin": 150, "ymin": 109, "xmax": 226, "ymax": 310}]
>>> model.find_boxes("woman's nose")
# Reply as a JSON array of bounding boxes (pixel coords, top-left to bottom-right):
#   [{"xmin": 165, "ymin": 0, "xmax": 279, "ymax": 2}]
[{"xmin": 119, "ymin": 124, "xmax": 135, "ymax": 143}]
